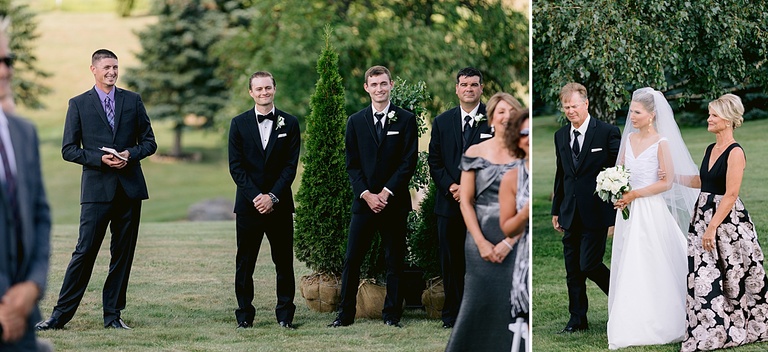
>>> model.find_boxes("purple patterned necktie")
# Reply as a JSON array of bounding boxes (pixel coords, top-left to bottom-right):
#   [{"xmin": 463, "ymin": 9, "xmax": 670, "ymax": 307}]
[{"xmin": 105, "ymin": 96, "xmax": 115, "ymax": 130}]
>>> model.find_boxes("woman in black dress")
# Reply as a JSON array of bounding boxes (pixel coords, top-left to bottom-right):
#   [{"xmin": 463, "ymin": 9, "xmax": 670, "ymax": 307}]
[{"xmin": 682, "ymin": 94, "xmax": 768, "ymax": 351}]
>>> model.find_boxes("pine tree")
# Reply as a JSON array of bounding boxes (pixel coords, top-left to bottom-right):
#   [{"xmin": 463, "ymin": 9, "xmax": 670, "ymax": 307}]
[
  {"xmin": 1, "ymin": 0, "xmax": 51, "ymax": 109},
  {"xmin": 294, "ymin": 26, "xmax": 350, "ymax": 275},
  {"xmin": 125, "ymin": 0, "xmax": 227, "ymax": 157}
]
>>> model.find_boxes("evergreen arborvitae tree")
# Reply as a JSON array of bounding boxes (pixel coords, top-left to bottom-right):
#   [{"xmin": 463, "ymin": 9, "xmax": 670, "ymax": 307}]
[
  {"xmin": 1, "ymin": 0, "xmax": 51, "ymax": 109},
  {"xmin": 294, "ymin": 26, "xmax": 350, "ymax": 275},
  {"xmin": 125, "ymin": 0, "xmax": 227, "ymax": 157}
]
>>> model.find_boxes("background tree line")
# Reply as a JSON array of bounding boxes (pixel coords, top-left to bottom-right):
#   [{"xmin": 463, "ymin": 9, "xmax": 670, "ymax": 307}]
[
  {"xmin": 533, "ymin": 0, "xmax": 768, "ymax": 125},
  {"xmin": 124, "ymin": 0, "xmax": 529, "ymax": 156}
]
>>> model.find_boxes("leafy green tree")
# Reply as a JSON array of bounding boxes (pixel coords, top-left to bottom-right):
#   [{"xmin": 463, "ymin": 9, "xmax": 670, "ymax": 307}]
[
  {"xmin": 534, "ymin": 0, "xmax": 768, "ymax": 124},
  {"xmin": 125, "ymin": 0, "xmax": 228, "ymax": 157},
  {"xmin": 294, "ymin": 27, "xmax": 351, "ymax": 275},
  {"xmin": 407, "ymin": 181, "xmax": 441, "ymax": 280},
  {"xmin": 1, "ymin": 0, "xmax": 50, "ymax": 109}
]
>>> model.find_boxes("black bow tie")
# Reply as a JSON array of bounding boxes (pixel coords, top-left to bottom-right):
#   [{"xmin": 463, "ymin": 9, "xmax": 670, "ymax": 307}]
[{"xmin": 257, "ymin": 112, "xmax": 275, "ymax": 123}]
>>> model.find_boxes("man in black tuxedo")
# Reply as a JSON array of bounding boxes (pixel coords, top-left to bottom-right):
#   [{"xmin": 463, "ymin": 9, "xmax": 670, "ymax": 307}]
[
  {"xmin": 0, "ymin": 24, "xmax": 52, "ymax": 350},
  {"xmin": 228, "ymin": 71, "xmax": 300, "ymax": 330},
  {"xmin": 37, "ymin": 49, "xmax": 156, "ymax": 331},
  {"xmin": 329, "ymin": 65, "xmax": 418, "ymax": 328},
  {"xmin": 551, "ymin": 82, "xmax": 620, "ymax": 333},
  {"xmin": 427, "ymin": 67, "xmax": 492, "ymax": 328}
]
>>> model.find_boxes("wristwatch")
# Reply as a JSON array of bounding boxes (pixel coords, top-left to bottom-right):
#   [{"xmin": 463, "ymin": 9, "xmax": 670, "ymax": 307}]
[{"xmin": 268, "ymin": 192, "xmax": 279, "ymax": 205}]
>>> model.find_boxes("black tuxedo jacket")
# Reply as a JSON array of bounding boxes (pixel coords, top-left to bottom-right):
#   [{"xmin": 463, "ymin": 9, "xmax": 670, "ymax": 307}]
[
  {"xmin": 345, "ymin": 104, "xmax": 418, "ymax": 214},
  {"xmin": 551, "ymin": 116, "xmax": 621, "ymax": 229},
  {"xmin": 228, "ymin": 108, "xmax": 300, "ymax": 215},
  {"xmin": 428, "ymin": 104, "xmax": 492, "ymax": 217},
  {"xmin": 61, "ymin": 87, "xmax": 157, "ymax": 203},
  {"xmin": 1, "ymin": 113, "xmax": 51, "ymax": 342}
]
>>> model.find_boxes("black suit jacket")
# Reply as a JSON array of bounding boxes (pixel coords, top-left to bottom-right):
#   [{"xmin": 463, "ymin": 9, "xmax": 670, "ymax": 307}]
[
  {"xmin": 345, "ymin": 104, "xmax": 418, "ymax": 214},
  {"xmin": 228, "ymin": 108, "xmax": 300, "ymax": 215},
  {"xmin": 551, "ymin": 116, "xmax": 621, "ymax": 229},
  {"xmin": 61, "ymin": 87, "xmax": 157, "ymax": 203},
  {"xmin": 428, "ymin": 104, "xmax": 492, "ymax": 217},
  {"xmin": 0, "ymin": 113, "xmax": 51, "ymax": 343}
]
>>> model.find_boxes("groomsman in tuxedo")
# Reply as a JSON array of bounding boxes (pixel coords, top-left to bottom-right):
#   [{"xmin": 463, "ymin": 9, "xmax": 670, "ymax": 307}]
[
  {"xmin": 228, "ymin": 71, "xmax": 300, "ymax": 330},
  {"xmin": 551, "ymin": 82, "xmax": 620, "ymax": 333},
  {"xmin": 329, "ymin": 65, "xmax": 418, "ymax": 328},
  {"xmin": 37, "ymin": 49, "xmax": 156, "ymax": 331},
  {"xmin": 427, "ymin": 67, "xmax": 491, "ymax": 328},
  {"xmin": 0, "ymin": 22, "xmax": 52, "ymax": 350}
]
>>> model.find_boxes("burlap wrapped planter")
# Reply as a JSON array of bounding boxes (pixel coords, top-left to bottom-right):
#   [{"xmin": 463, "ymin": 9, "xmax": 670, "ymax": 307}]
[
  {"xmin": 300, "ymin": 272, "xmax": 341, "ymax": 312},
  {"xmin": 421, "ymin": 277, "xmax": 445, "ymax": 319},
  {"xmin": 355, "ymin": 280, "xmax": 386, "ymax": 319}
]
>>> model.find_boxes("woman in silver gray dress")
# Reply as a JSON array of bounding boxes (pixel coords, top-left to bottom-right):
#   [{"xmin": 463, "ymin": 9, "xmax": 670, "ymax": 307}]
[
  {"xmin": 446, "ymin": 92, "xmax": 521, "ymax": 352},
  {"xmin": 500, "ymin": 110, "xmax": 530, "ymax": 352}
]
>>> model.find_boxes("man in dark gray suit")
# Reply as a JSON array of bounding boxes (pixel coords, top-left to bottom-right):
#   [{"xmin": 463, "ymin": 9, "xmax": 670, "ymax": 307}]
[
  {"xmin": 0, "ymin": 20, "xmax": 52, "ymax": 351},
  {"xmin": 37, "ymin": 49, "xmax": 156, "ymax": 331}
]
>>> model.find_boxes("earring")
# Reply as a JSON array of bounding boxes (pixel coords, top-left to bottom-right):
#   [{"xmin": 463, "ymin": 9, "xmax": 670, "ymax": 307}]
[{"xmin": 491, "ymin": 125, "xmax": 495, "ymax": 134}]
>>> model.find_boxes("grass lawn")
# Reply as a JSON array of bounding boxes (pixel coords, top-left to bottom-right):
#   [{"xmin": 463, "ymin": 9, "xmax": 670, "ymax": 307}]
[
  {"xmin": 37, "ymin": 221, "xmax": 450, "ymax": 351},
  {"xmin": 531, "ymin": 116, "xmax": 768, "ymax": 351}
]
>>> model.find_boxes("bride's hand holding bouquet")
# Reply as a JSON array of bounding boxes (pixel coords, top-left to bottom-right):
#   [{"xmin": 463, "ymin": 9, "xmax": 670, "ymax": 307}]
[{"xmin": 595, "ymin": 165, "xmax": 632, "ymax": 220}]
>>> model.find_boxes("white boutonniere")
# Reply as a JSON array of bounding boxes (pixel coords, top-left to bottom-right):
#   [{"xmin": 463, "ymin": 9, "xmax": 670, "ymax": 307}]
[
  {"xmin": 387, "ymin": 111, "xmax": 397, "ymax": 124},
  {"xmin": 275, "ymin": 115, "xmax": 285, "ymax": 130},
  {"xmin": 473, "ymin": 113, "xmax": 486, "ymax": 127}
]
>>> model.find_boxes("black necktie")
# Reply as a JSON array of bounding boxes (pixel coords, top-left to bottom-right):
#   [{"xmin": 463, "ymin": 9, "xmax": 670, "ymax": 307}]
[
  {"xmin": 257, "ymin": 112, "xmax": 275, "ymax": 123},
  {"xmin": 374, "ymin": 112, "xmax": 385, "ymax": 141},
  {"xmin": 463, "ymin": 115, "xmax": 473, "ymax": 148},
  {"xmin": 572, "ymin": 130, "xmax": 581, "ymax": 157}
]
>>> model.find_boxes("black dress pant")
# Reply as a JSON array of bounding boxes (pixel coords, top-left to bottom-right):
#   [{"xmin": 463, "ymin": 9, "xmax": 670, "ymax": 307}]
[
  {"xmin": 561, "ymin": 216, "xmax": 610, "ymax": 328},
  {"xmin": 437, "ymin": 214, "xmax": 466, "ymax": 325},
  {"xmin": 337, "ymin": 210, "xmax": 408, "ymax": 323},
  {"xmin": 52, "ymin": 184, "xmax": 141, "ymax": 326},
  {"xmin": 234, "ymin": 210, "xmax": 296, "ymax": 324}
]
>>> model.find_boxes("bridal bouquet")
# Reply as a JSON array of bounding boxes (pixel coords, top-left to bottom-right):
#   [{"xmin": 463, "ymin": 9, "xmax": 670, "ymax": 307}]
[{"xmin": 595, "ymin": 165, "xmax": 632, "ymax": 220}]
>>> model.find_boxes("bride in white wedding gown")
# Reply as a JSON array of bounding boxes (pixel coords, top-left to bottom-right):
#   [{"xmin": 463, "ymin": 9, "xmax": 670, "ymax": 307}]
[{"xmin": 607, "ymin": 88, "xmax": 699, "ymax": 349}]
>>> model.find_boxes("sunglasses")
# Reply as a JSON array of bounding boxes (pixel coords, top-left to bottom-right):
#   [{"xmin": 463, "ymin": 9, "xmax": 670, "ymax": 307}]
[
  {"xmin": 0, "ymin": 54, "xmax": 14, "ymax": 68},
  {"xmin": 519, "ymin": 128, "xmax": 530, "ymax": 137}
]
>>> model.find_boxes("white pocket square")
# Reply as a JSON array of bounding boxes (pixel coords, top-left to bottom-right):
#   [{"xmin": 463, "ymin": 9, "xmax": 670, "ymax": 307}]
[
  {"xmin": 591, "ymin": 148, "xmax": 602, "ymax": 152},
  {"xmin": 387, "ymin": 131, "xmax": 399, "ymax": 135},
  {"xmin": 480, "ymin": 133, "xmax": 492, "ymax": 139},
  {"xmin": 278, "ymin": 133, "xmax": 287, "ymax": 138}
]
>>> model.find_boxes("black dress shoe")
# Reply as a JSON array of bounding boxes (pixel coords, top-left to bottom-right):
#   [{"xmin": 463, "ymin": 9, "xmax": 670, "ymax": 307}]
[
  {"xmin": 35, "ymin": 317, "xmax": 63, "ymax": 331},
  {"xmin": 105, "ymin": 318, "xmax": 132, "ymax": 330},
  {"xmin": 327, "ymin": 319, "xmax": 352, "ymax": 328},
  {"xmin": 278, "ymin": 321, "xmax": 296, "ymax": 330},
  {"xmin": 236, "ymin": 321, "xmax": 253, "ymax": 329},
  {"xmin": 558, "ymin": 325, "xmax": 587, "ymax": 334},
  {"xmin": 442, "ymin": 322, "xmax": 454, "ymax": 329},
  {"xmin": 384, "ymin": 320, "xmax": 402, "ymax": 328}
]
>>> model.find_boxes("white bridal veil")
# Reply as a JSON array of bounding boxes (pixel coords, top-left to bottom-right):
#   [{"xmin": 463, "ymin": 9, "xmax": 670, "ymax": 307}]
[{"xmin": 617, "ymin": 87, "xmax": 700, "ymax": 233}]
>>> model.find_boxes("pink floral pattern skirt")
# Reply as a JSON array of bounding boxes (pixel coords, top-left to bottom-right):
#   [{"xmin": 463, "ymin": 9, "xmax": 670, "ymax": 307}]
[{"xmin": 682, "ymin": 192, "xmax": 768, "ymax": 351}]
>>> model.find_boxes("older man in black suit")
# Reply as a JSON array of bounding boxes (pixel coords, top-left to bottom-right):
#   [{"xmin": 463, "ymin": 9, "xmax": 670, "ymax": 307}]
[
  {"xmin": 0, "ymin": 21, "xmax": 52, "ymax": 351},
  {"xmin": 228, "ymin": 71, "xmax": 301, "ymax": 330},
  {"xmin": 552, "ymin": 82, "xmax": 621, "ymax": 333},
  {"xmin": 329, "ymin": 65, "xmax": 418, "ymax": 328},
  {"xmin": 37, "ymin": 49, "xmax": 156, "ymax": 331},
  {"xmin": 428, "ymin": 67, "xmax": 492, "ymax": 328}
]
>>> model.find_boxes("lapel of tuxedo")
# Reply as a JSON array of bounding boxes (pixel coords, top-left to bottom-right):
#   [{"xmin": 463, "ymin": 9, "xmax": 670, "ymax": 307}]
[
  {"xmin": 451, "ymin": 107, "xmax": 463, "ymax": 151},
  {"xmin": 466, "ymin": 104, "xmax": 486, "ymax": 146},
  {"xmin": 363, "ymin": 108, "xmax": 380, "ymax": 147},
  {"xmin": 576, "ymin": 118, "xmax": 598, "ymax": 171},
  {"xmin": 560, "ymin": 127, "xmax": 576, "ymax": 173},
  {"xmin": 7, "ymin": 117, "xmax": 29, "ymax": 262},
  {"xmin": 243, "ymin": 110, "xmax": 266, "ymax": 157},
  {"xmin": 112, "ymin": 89, "xmax": 125, "ymax": 140},
  {"xmin": 89, "ymin": 88, "xmax": 114, "ymax": 139},
  {"xmin": 264, "ymin": 110, "xmax": 281, "ymax": 161}
]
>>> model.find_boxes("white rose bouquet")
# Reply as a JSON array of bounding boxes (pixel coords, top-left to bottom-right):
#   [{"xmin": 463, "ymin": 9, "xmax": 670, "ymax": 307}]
[{"xmin": 595, "ymin": 165, "xmax": 632, "ymax": 220}]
